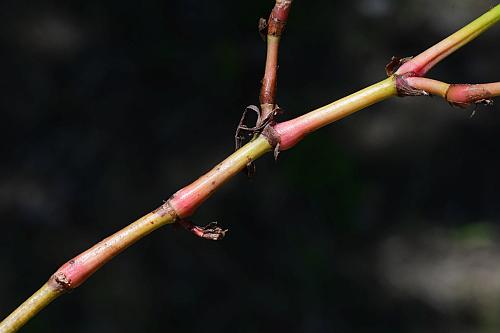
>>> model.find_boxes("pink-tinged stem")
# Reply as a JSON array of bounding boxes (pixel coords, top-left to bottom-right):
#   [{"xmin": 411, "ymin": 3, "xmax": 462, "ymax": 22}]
[
  {"xmin": 3, "ymin": 5, "xmax": 498, "ymax": 332},
  {"xmin": 260, "ymin": 36, "xmax": 281, "ymax": 119},
  {"xmin": 259, "ymin": 0, "xmax": 293, "ymax": 123},
  {"xmin": 446, "ymin": 82, "xmax": 500, "ymax": 107},
  {"xmin": 4, "ymin": 75, "xmax": 398, "ymax": 329},
  {"xmin": 405, "ymin": 77, "xmax": 500, "ymax": 106},
  {"xmin": 0, "ymin": 137, "xmax": 272, "ymax": 333},
  {"xmin": 274, "ymin": 77, "xmax": 397, "ymax": 150},
  {"xmin": 168, "ymin": 136, "xmax": 271, "ymax": 218},
  {"xmin": 0, "ymin": 75, "xmax": 399, "ymax": 332},
  {"xmin": 396, "ymin": 4, "xmax": 500, "ymax": 76},
  {"xmin": 0, "ymin": 203, "xmax": 177, "ymax": 333},
  {"xmin": 52, "ymin": 206, "xmax": 177, "ymax": 290}
]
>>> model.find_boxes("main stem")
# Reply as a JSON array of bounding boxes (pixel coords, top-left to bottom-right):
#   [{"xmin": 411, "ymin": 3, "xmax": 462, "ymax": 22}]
[
  {"xmin": 275, "ymin": 77, "xmax": 396, "ymax": 150},
  {"xmin": 0, "ymin": 78, "xmax": 396, "ymax": 333}
]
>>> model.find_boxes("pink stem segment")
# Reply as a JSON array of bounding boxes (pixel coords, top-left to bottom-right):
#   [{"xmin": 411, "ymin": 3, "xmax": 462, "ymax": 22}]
[
  {"xmin": 446, "ymin": 82, "xmax": 500, "ymax": 105},
  {"xmin": 52, "ymin": 205, "xmax": 177, "ymax": 290}
]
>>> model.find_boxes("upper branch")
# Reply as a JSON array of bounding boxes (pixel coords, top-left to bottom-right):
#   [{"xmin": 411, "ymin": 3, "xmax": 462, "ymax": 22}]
[
  {"xmin": 259, "ymin": 0, "xmax": 293, "ymax": 124},
  {"xmin": 396, "ymin": 4, "xmax": 500, "ymax": 77}
]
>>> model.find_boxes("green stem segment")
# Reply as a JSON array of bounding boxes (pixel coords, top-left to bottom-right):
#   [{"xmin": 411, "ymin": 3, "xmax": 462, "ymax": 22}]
[
  {"xmin": 274, "ymin": 77, "xmax": 397, "ymax": 150},
  {"xmin": 0, "ymin": 284, "xmax": 62, "ymax": 333},
  {"xmin": 396, "ymin": 4, "xmax": 500, "ymax": 76}
]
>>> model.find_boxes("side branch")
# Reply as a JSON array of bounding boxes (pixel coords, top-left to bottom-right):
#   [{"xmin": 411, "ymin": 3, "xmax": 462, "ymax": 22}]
[
  {"xmin": 259, "ymin": 0, "xmax": 293, "ymax": 124},
  {"xmin": 403, "ymin": 77, "xmax": 500, "ymax": 107}
]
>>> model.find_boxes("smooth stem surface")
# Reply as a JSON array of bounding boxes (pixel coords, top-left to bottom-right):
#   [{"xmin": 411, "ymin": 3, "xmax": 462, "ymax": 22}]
[
  {"xmin": 396, "ymin": 4, "xmax": 500, "ymax": 76},
  {"xmin": 481, "ymin": 82, "xmax": 500, "ymax": 96},
  {"xmin": 406, "ymin": 77, "xmax": 500, "ymax": 105},
  {"xmin": 0, "ymin": 284, "xmax": 62, "ymax": 333},
  {"xmin": 53, "ymin": 206, "xmax": 177, "ymax": 290},
  {"xmin": 259, "ymin": 0, "xmax": 293, "ymax": 122},
  {"xmin": 260, "ymin": 35, "xmax": 280, "ymax": 118},
  {"xmin": 169, "ymin": 136, "xmax": 272, "ymax": 218},
  {"xmin": 0, "ymin": 206, "xmax": 177, "ymax": 333},
  {"xmin": 405, "ymin": 77, "xmax": 450, "ymax": 97},
  {"xmin": 274, "ymin": 77, "xmax": 397, "ymax": 150}
]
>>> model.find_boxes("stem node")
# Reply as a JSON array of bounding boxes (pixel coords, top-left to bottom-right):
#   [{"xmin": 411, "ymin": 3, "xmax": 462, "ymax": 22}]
[
  {"xmin": 48, "ymin": 272, "xmax": 72, "ymax": 293},
  {"xmin": 395, "ymin": 74, "xmax": 430, "ymax": 97}
]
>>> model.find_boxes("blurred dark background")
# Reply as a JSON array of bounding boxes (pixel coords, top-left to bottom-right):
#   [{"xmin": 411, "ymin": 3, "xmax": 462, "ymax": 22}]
[{"xmin": 1, "ymin": 0, "xmax": 500, "ymax": 332}]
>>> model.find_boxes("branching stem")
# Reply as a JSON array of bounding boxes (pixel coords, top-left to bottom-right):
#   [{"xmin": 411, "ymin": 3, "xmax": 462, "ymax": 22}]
[{"xmin": 1, "ymin": 4, "xmax": 499, "ymax": 333}]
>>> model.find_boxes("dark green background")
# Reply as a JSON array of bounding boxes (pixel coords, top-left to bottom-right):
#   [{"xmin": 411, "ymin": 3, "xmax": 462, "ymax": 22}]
[{"xmin": 1, "ymin": 1, "xmax": 500, "ymax": 332}]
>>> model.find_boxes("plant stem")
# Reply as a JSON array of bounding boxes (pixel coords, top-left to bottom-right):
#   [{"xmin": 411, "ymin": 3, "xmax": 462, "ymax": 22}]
[
  {"xmin": 2, "ymin": 4, "xmax": 499, "ymax": 333},
  {"xmin": 259, "ymin": 0, "xmax": 292, "ymax": 124},
  {"xmin": 0, "ymin": 77, "xmax": 396, "ymax": 333},
  {"xmin": 396, "ymin": 4, "xmax": 500, "ymax": 76},
  {"xmin": 404, "ymin": 77, "xmax": 450, "ymax": 97},
  {"xmin": 0, "ymin": 204, "xmax": 177, "ymax": 333},
  {"xmin": 168, "ymin": 136, "xmax": 272, "ymax": 218},
  {"xmin": 0, "ymin": 136, "xmax": 271, "ymax": 333},
  {"xmin": 0, "ymin": 284, "xmax": 62, "ymax": 333},
  {"xmin": 274, "ymin": 77, "xmax": 397, "ymax": 150},
  {"xmin": 260, "ymin": 35, "xmax": 280, "ymax": 119},
  {"xmin": 405, "ymin": 77, "xmax": 500, "ymax": 106}
]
